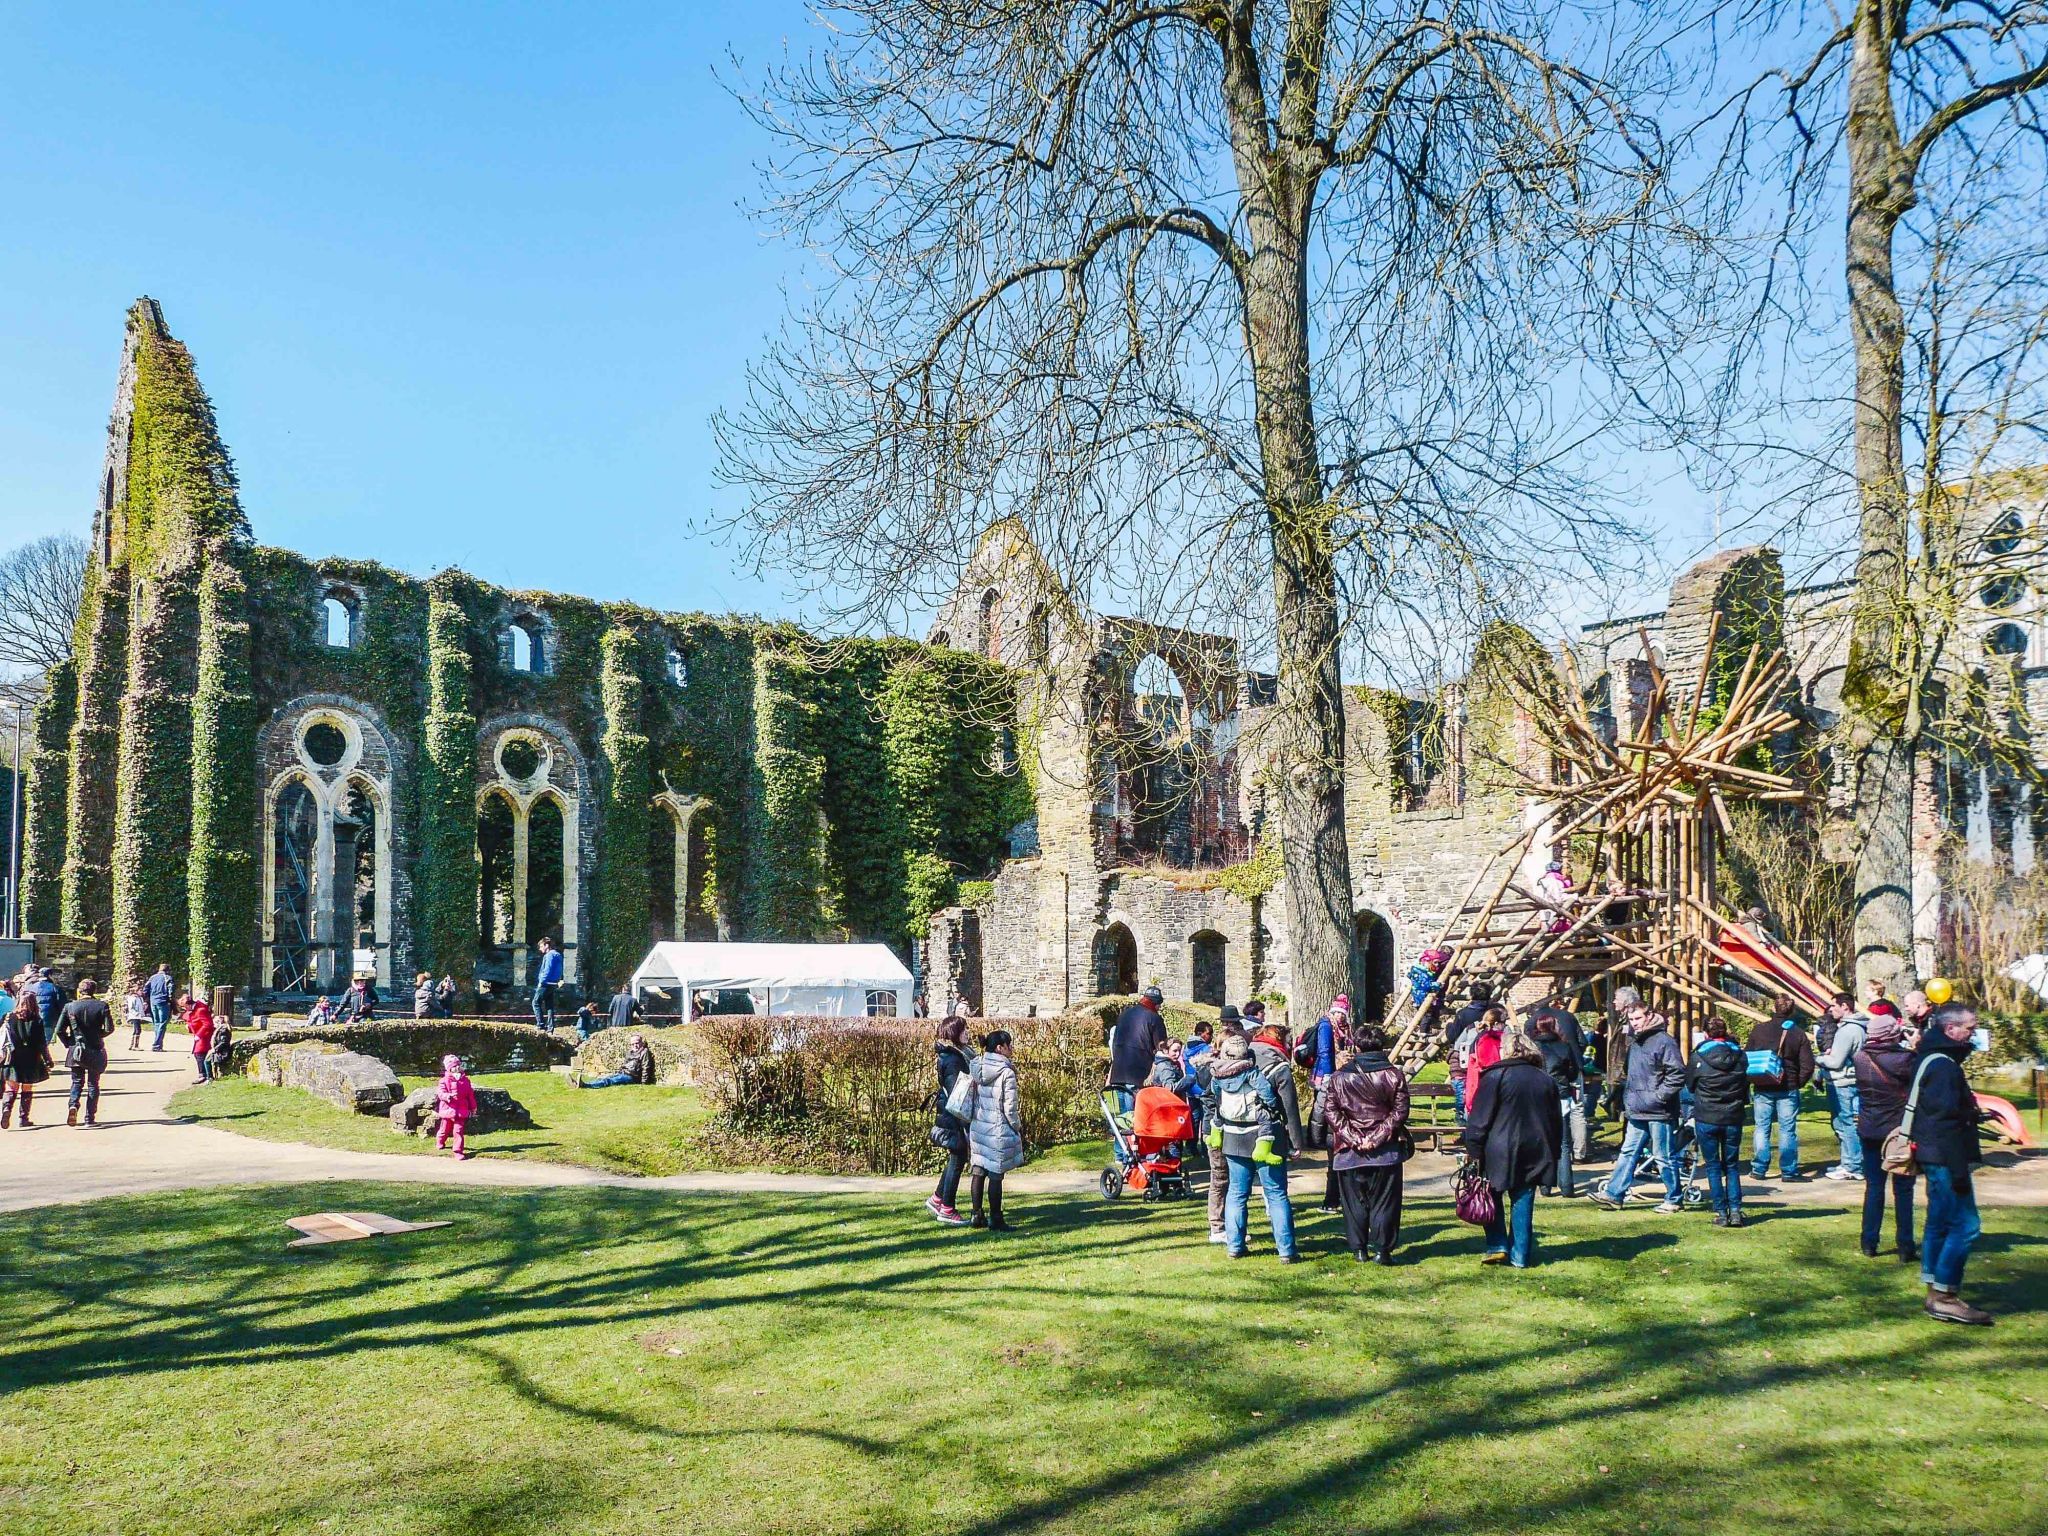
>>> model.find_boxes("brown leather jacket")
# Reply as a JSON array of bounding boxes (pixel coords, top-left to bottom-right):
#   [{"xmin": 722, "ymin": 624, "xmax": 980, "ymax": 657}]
[{"xmin": 1321, "ymin": 1051, "xmax": 1410, "ymax": 1157}]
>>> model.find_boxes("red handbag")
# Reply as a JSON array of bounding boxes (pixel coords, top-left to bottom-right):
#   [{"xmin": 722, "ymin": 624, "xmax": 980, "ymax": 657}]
[{"xmin": 1454, "ymin": 1161, "xmax": 1499, "ymax": 1226}]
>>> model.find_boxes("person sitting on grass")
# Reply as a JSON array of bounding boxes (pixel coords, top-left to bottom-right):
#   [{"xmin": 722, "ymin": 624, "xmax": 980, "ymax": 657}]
[
  {"xmin": 967, "ymin": 1029, "xmax": 1023, "ymax": 1231},
  {"xmin": 435, "ymin": 1054, "xmax": 478, "ymax": 1159},
  {"xmin": 578, "ymin": 1034, "xmax": 657, "ymax": 1090}
]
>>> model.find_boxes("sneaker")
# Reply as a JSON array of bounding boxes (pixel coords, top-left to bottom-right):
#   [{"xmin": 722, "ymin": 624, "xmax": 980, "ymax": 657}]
[
  {"xmin": 1654, "ymin": 1200, "xmax": 1682, "ymax": 1214},
  {"xmin": 1711, "ymin": 1211, "xmax": 1729, "ymax": 1227},
  {"xmin": 1226, "ymin": 1249, "xmax": 1248, "ymax": 1259},
  {"xmin": 1277, "ymin": 1254, "xmax": 1299, "ymax": 1264},
  {"xmin": 1727, "ymin": 1211, "xmax": 1746, "ymax": 1228},
  {"xmin": 1824, "ymin": 1168, "xmax": 1854, "ymax": 1181},
  {"xmin": 1318, "ymin": 1205, "xmax": 1342, "ymax": 1216},
  {"xmin": 1779, "ymin": 1171, "xmax": 1807, "ymax": 1183},
  {"xmin": 925, "ymin": 1194, "xmax": 943, "ymax": 1217},
  {"xmin": 1588, "ymin": 1188, "xmax": 1623, "ymax": 1210},
  {"xmin": 1926, "ymin": 1290, "xmax": 1994, "ymax": 1327},
  {"xmin": 67, "ymin": 1106, "xmax": 79, "ymax": 1127},
  {"xmin": 1861, "ymin": 1243, "xmax": 1880, "ymax": 1258},
  {"xmin": 1481, "ymin": 1251, "xmax": 1507, "ymax": 1265},
  {"xmin": 1208, "ymin": 1230, "xmax": 1229, "ymax": 1244},
  {"xmin": 933, "ymin": 1202, "xmax": 967, "ymax": 1227}
]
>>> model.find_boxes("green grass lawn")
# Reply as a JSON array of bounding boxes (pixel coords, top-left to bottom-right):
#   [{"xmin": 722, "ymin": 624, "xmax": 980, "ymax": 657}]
[
  {"xmin": 170, "ymin": 1072, "xmax": 719, "ymax": 1176},
  {"xmin": 2, "ymin": 1183, "xmax": 2042, "ymax": 1535},
  {"xmin": 170, "ymin": 1074, "xmax": 1106, "ymax": 1177}
]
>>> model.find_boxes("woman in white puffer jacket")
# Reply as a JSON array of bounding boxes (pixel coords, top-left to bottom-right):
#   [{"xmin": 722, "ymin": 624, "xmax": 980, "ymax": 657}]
[{"xmin": 966, "ymin": 1029, "xmax": 1023, "ymax": 1230}]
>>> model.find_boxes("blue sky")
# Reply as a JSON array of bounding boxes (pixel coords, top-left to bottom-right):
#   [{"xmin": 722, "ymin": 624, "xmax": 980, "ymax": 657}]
[
  {"xmin": 0, "ymin": 1, "xmax": 817, "ymax": 615},
  {"xmin": 0, "ymin": 3, "xmax": 1749, "ymax": 633}
]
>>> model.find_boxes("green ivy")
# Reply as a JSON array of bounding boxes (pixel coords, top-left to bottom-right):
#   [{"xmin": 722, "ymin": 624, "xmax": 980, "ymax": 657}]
[
  {"xmin": 593, "ymin": 624, "xmax": 654, "ymax": 990},
  {"xmin": 746, "ymin": 643, "xmax": 828, "ymax": 939},
  {"xmin": 1210, "ymin": 839, "xmax": 1282, "ymax": 902},
  {"xmin": 416, "ymin": 579, "xmax": 480, "ymax": 976},
  {"xmin": 111, "ymin": 556, "xmax": 199, "ymax": 989},
  {"xmin": 187, "ymin": 547, "xmax": 258, "ymax": 992},
  {"xmin": 60, "ymin": 565, "xmax": 128, "ymax": 942},
  {"xmin": 17, "ymin": 657, "xmax": 75, "ymax": 933}
]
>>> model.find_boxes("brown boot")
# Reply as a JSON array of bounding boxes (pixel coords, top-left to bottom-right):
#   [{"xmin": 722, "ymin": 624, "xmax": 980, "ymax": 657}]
[{"xmin": 1926, "ymin": 1288, "xmax": 1994, "ymax": 1327}]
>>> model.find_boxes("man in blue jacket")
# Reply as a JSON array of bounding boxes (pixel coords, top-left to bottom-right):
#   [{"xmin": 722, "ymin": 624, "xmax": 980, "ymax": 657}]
[{"xmin": 531, "ymin": 937, "xmax": 565, "ymax": 1028}]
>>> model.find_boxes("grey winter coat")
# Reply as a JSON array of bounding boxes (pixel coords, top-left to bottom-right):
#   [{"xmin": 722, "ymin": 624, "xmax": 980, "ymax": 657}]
[
  {"xmin": 967, "ymin": 1051, "xmax": 1024, "ymax": 1174},
  {"xmin": 1818, "ymin": 1014, "xmax": 1867, "ymax": 1091},
  {"xmin": 1622, "ymin": 1023, "xmax": 1685, "ymax": 1122}
]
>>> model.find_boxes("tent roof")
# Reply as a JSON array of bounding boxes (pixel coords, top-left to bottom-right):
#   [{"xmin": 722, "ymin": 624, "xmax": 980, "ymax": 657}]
[{"xmin": 630, "ymin": 941, "xmax": 913, "ymax": 992}]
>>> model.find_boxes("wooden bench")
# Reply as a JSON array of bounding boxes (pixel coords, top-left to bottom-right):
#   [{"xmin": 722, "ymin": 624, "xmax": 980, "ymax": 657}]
[{"xmin": 1408, "ymin": 1081, "xmax": 1460, "ymax": 1152}]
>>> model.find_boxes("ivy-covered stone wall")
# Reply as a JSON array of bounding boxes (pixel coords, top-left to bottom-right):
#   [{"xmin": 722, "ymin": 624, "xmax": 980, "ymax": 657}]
[{"xmin": 41, "ymin": 297, "xmax": 1031, "ymax": 996}]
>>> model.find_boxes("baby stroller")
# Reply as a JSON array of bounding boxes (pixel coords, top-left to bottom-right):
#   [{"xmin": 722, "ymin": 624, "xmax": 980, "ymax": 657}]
[{"xmin": 1099, "ymin": 1086, "xmax": 1195, "ymax": 1201}]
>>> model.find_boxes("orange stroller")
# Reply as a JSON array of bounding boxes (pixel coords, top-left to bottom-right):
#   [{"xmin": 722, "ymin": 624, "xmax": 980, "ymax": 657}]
[{"xmin": 1099, "ymin": 1085, "xmax": 1195, "ymax": 1200}]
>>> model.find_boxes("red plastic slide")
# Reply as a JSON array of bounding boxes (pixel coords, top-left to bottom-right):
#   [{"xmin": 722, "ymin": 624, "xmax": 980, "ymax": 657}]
[
  {"xmin": 1714, "ymin": 924, "xmax": 1837, "ymax": 1014},
  {"xmin": 1974, "ymin": 1093, "xmax": 2034, "ymax": 1150}
]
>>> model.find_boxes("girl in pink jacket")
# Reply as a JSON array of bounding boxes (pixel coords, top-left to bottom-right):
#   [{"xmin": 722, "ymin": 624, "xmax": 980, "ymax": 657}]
[{"xmin": 435, "ymin": 1053, "xmax": 478, "ymax": 1159}]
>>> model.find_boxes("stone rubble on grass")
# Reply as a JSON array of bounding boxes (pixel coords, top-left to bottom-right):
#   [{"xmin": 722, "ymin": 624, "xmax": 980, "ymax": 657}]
[
  {"xmin": 245, "ymin": 1042, "xmax": 404, "ymax": 1115},
  {"xmin": 389, "ymin": 1084, "xmax": 533, "ymax": 1137}
]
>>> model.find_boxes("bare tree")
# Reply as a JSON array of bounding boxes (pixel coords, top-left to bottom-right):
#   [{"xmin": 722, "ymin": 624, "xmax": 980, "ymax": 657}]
[
  {"xmin": 0, "ymin": 534, "xmax": 88, "ymax": 692},
  {"xmin": 1729, "ymin": 3, "xmax": 2048, "ymax": 986},
  {"xmin": 717, "ymin": 1, "xmax": 1714, "ymax": 1007}
]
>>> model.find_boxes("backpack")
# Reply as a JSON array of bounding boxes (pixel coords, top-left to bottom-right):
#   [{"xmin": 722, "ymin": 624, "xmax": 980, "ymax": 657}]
[{"xmin": 1214, "ymin": 1072, "xmax": 1267, "ymax": 1134}]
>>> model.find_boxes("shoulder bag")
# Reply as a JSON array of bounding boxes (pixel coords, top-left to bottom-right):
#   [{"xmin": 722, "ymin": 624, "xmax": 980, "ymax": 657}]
[
  {"xmin": 1453, "ymin": 1160, "xmax": 1499, "ymax": 1226},
  {"xmin": 943, "ymin": 1066, "xmax": 978, "ymax": 1121},
  {"xmin": 1881, "ymin": 1057, "xmax": 1941, "ymax": 1177}
]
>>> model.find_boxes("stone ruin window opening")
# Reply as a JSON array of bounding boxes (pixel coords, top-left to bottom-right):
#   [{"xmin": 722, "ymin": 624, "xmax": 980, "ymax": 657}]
[
  {"xmin": 477, "ymin": 790, "xmax": 518, "ymax": 956},
  {"xmin": 337, "ymin": 780, "xmax": 381, "ymax": 963},
  {"xmin": 685, "ymin": 804, "xmax": 728, "ymax": 939},
  {"xmin": 979, "ymin": 588, "xmax": 1002, "ymax": 661},
  {"xmin": 504, "ymin": 614, "xmax": 547, "ymax": 674},
  {"xmin": 666, "ymin": 643, "xmax": 688, "ymax": 688},
  {"xmin": 321, "ymin": 586, "xmax": 360, "ymax": 649},
  {"xmin": 1189, "ymin": 930, "xmax": 1227, "ymax": 1007},
  {"xmin": 1027, "ymin": 603, "xmax": 1051, "ymax": 668},
  {"xmin": 1352, "ymin": 910, "xmax": 1396, "ymax": 1022},
  {"xmin": 1986, "ymin": 622, "xmax": 2028, "ymax": 661},
  {"xmin": 302, "ymin": 721, "xmax": 348, "ymax": 768},
  {"xmin": 268, "ymin": 777, "xmax": 318, "ymax": 992},
  {"xmin": 1985, "ymin": 511, "xmax": 2027, "ymax": 558},
  {"xmin": 474, "ymin": 725, "xmax": 582, "ymax": 987},
  {"xmin": 1980, "ymin": 574, "xmax": 2027, "ymax": 613},
  {"xmin": 930, "ymin": 628, "xmax": 951, "ymax": 649},
  {"xmin": 1094, "ymin": 922, "xmax": 1139, "ymax": 995},
  {"xmin": 651, "ymin": 794, "xmax": 725, "ymax": 944},
  {"xmin": 1394, "ymin": 697, "xmax": 1462, "ymax": 813}
]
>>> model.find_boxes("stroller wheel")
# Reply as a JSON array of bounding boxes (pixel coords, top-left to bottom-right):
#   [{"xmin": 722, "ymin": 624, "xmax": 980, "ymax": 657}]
[
  {"xmin": 1099, "ymin": 1167, "xmax": 1124, "ymax": 1200},
  {"xmin": 1142, "ymin": 1180, "xmax": 1162, "ymax": 1202}
]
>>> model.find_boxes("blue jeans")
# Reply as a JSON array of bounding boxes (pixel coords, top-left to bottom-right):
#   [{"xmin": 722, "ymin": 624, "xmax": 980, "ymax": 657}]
[
  {"xmin": 1751, "ymin": 1090, "xmax": 1800, "ymax": 1176},
  {"xmin": 1452, "ymin": 1072, "xmax": 1468, "ymax": 1127},
  {"xmin": 1830, "ymin": 1082, "xmax": 1863, "ymax": 1175},
  {"xmin": 150, "ymin": 997, "xmax": 170, "ymax": 1049},
  {"xmin": 1695, "ymin": 1122, "xmax": 1744, "ymax": 1216},
  {"xmin": 1921, "ymin": 1164, "xmax": 1981, "ymax": 1292},
  {"xmin": 1605, "ymin": 1118, "xmax": 1679, "ymax": 1203},
  {"xmin": 1223, "ymin": 1155, "xmax": 1296, "ymax": 1259},
  {"xmin": 531, "ymin": 983, "xmax": 558, "ymax": 1029},
  {"xmin": 1483, "ymin": 1186, "xmax": 1537, "ymax": 1265},
  {"xmin": 1553, "ymin": 1092, "xmax": 1576, "ymax": 1194},
  {"xmin": 580, "ymin": 1072, "xmax": 633, "ymax": 1089}
]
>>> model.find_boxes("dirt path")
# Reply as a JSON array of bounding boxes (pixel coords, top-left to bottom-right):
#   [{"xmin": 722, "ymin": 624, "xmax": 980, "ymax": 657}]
[{"xmin": 4, "ymin": 1042, "xmax": 2044, "ymax": 1216}]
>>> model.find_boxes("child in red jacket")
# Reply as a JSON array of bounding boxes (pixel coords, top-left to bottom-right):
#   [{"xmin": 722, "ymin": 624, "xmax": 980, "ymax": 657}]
[{"xmin": 435, "ymin": 1053, "xmax": 478, "ymax": 1159}]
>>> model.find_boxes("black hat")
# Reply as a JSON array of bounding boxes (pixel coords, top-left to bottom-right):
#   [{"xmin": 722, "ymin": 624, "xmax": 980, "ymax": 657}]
[
  {"xmin": 1218, "ymin": 1004, "xmax": 1241, "ymax": 1024},
  {"xmin": 1142, "ymin": 986, "xmax": 1164, "ymax": 1004}
]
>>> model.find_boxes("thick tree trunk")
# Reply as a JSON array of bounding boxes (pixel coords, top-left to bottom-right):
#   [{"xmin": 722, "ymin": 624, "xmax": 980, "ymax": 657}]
[{"xmin": 1841, "ymin": 2, "xmax": 1917, "ymax": 987}]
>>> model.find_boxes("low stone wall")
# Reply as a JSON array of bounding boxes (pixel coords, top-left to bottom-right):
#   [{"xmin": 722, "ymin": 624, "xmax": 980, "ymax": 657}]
[
  {"xmin": 246, "ymin": 1041, "xmax": 403, "ymax": 1115},
  {"xmin": 230, "ymin": 1020, "xmax": 571, "ymax": 1076}
]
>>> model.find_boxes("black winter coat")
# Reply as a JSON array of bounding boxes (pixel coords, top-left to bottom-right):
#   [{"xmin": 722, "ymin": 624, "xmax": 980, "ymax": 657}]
[
  {"xmin": 933, "ymin": 1043, "xmax": 971, "ymax": 1153},
  {"xmin": 1854, "ymin": 1042, "xmax": 1917, "ymax": 1141},
  {"xmin": 1685, "ymin": 1038, "xmax": 1750, "ymax": 1127},
  {"xmin": 1462, "ymin": 1058, "xmax": 1562, "ymax": 1193},
  {"xmin": 1908, "ymin": 1034, "xmax": 1982, "ymax": 1175},
  {"xmin": 1107, "ymin": 1004, "xmax": 1165, "ymax": 1087},
  {"xmin": 58, "ymin": 999, "xmax": 115, "ymax": 1066},
  {"xmin": 1537, "ymin": 1037, "xmax": 1582, "ymax": 1092},
  {"xmin": 2, "ymin": 1013, "xmax": 52, "ymax": 1085}
]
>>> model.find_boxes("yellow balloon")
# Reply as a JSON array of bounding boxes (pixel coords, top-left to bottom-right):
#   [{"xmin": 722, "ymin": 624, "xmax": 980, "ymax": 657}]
[{"xmin": 1925, "ymin": 977, "xmax": 1953, "ymax": 1005}]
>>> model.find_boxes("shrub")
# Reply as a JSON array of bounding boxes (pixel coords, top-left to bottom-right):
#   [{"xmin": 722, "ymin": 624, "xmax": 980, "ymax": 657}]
[
  {"xmin": 229, "ymin": 1019, "xmax": 571, "ymax": 1076},
  {"xmin": 693, "ymin": 1010, "xmax": 1108, "ymax": 1174}
]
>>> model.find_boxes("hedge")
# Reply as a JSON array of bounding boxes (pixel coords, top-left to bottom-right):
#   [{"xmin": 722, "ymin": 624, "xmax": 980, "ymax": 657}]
[
  {"xmin": 229, "ymin": 1018, "xmax": 571, "ymax": 1076},
  {"xmin": 694, "ymin": 1009, "xmax": 1106, "ymax": 1174}
]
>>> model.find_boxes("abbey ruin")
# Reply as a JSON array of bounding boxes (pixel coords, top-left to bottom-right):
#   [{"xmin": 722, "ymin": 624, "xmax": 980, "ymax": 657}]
[{"xmin": 22, "ymin": 302, "xmax": 2044, "ymax": 1014}]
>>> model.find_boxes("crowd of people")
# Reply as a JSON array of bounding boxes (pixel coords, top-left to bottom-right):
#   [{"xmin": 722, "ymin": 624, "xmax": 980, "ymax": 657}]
[
  {"xmin": 918, "ymin": 977, "xmax": 2003, "ymax": 1325},
  {"xmin": 0, "ymin": 963, "xmax": 234, "ymax": 1128}
]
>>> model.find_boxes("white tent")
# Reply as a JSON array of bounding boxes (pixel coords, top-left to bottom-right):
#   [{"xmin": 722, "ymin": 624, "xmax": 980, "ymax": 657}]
[{"xmin": 629, "ymin": 941, "xmax": 914, "ymax": 1019}]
